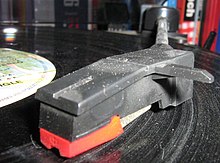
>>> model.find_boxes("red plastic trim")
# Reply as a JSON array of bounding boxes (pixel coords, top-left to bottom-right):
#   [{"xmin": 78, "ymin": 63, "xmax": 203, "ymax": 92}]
[{"xmin": 40, "ymin": 115, "xmax": 124, "ymax": 158}]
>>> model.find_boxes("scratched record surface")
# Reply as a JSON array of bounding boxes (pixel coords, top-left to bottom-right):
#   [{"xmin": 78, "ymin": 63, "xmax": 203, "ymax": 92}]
[{"xmin": 0, "ymin": 27, "xmax": 220, "ymax": 163}]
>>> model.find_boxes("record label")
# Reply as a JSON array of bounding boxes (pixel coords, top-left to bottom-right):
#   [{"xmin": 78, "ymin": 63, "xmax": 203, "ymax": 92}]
[{"xmin": 0, "ymin": 48, "xmax": 56, "ymax": 107}]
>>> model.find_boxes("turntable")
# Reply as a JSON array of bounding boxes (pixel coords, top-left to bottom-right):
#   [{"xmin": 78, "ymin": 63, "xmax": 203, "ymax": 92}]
[{"xmin": 0, "ymin": 16, "xmax": 220, "ymax": 163}]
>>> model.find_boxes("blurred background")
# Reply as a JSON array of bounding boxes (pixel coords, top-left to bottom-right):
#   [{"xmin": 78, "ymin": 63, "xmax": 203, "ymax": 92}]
[{"xmin": 0, "ymin": 0, "xmax": 219, "ymax": 53}]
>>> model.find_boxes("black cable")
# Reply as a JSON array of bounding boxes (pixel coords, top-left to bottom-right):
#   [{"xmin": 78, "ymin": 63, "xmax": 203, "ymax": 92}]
[{"xmin": 158, "ymin": 0, "xmax": 167, "ymax": 6}]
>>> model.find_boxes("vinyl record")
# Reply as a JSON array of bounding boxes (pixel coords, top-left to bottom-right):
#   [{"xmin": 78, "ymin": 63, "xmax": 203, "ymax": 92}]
[{"xmin": 0, "ymin": 27, "xmax": 220, "ymax": 163}]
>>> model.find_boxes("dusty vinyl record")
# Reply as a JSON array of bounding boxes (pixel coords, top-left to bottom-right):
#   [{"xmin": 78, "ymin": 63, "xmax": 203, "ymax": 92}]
[{"xmin": 0, "ymin": 27, "xmax": 220, "ymax": 163}]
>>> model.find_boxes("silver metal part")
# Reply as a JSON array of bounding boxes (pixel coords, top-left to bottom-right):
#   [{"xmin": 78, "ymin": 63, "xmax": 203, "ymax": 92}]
[{"xmin": 156, "ymin": 18, "xmax": 169, "ymax": 45}]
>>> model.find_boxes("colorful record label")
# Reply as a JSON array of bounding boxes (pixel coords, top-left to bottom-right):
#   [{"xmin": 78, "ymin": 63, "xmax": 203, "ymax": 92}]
[{"xmin": 0, "ymin": 48, "xmax": 56, "ymax": 107}]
